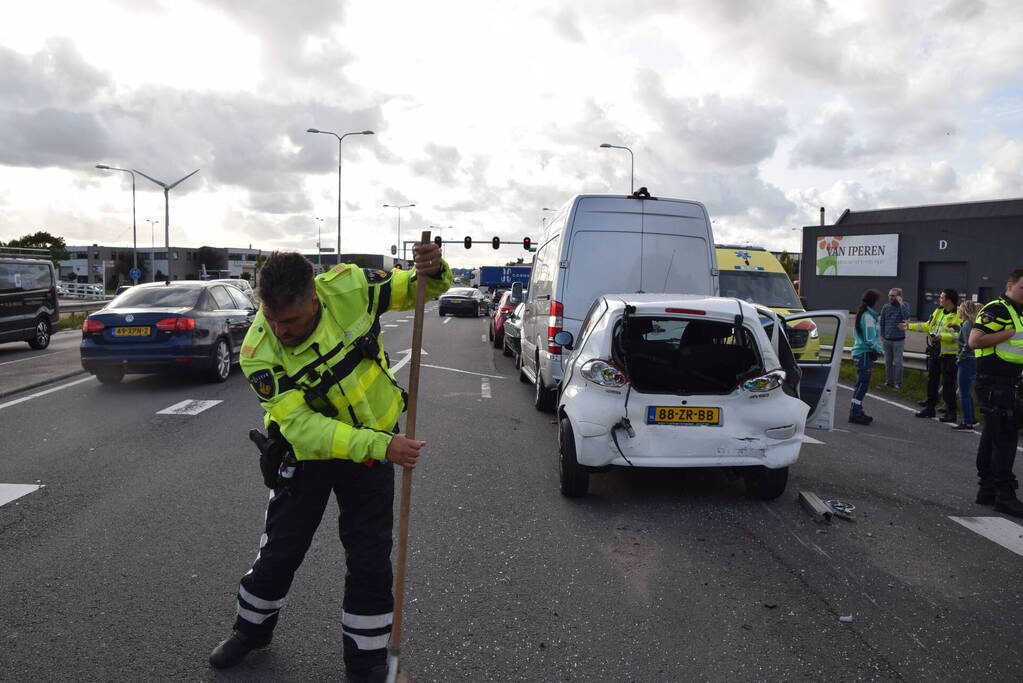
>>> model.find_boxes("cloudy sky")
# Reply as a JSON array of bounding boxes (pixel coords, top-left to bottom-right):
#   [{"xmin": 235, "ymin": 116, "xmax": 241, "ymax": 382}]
[{"xmin": 1, "ymin": 0, "xmax": 1021, "ymax": 268}]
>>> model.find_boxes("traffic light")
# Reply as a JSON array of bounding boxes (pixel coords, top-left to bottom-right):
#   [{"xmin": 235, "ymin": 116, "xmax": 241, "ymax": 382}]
[
  {"xmin": 464, "ymin": 236, "xmax": 472, "ymax": 249},
  {"xmin": 394, "ymin": 263, "xmax": 402, "ymax": 270},
  {"xmin": 523, "ymin": 236, "xmax": 531, "ymax": 250},
  {"xmin": 492, "ymin": 236, "xmax": 500, "ymax": 250},
  {"xmin": 433, "ymin": 235, "xmax": 442, "ymax": 248}
]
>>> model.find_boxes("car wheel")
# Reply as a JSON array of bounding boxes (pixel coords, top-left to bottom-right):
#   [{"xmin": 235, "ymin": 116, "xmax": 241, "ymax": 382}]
[
  {"xmin": 492, "ymin": 330, "xmax": 503, "ymax": 349},
  {"xmin": 488, "ymin": 324, "xmax": 494, "ymax": 341},
  {"xmin": 28, "ymin": 318, "xmax": 51, "ymax": 350},
  {"xmin": 207, "ymin": 338, "xmax": 232, "ymax": 383},
  {"xmin": 533, "ymin": 364, "xmax": 556, "ymax": 413},
  {"xmin": 559, "ymin": 417, "xmax": 589, "ymax": 498},
  {"xmin": 518, "ymin": 353, "xmax": 530, "ymax": 383},
  {"xmin": 745, "ymin": 466, "xmax": 789, "ymax": 500},
  {"xmin": 438, "ymin": 309, "xmax": 444, "ymax": 317},
  {"xmin": 502, "ymin": 337, "xmax": 513, "ymax": 357},
  {"xmin": 95, "ymin": 367, "xmax": 125, "ymax": 385}
]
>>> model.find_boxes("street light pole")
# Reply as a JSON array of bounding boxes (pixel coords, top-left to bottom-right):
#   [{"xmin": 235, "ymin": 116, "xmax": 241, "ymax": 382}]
[
  {"xmin": 429, "ymin": 224, "xmax": 452, "ymax": 256},
  {"xmin": 95, "ymin": 164, "xmax": 138, "ymax": 284},
  {"xmin": 145, "ymin": 219, "xmax": 159, "ymax": 281},
  {"xmin": 599, "ymin": 143, "xmax": 635, "ymax": 194},
  {"xmin": 306, "ymin": 128, "xmax": 374, "ymax": 260},
  {"xmin": 133, "ymin": 168, "xmax": 200, "ymax": 284},
  {"xmin": 383, "ymin": 203, "xmax": 415, "ymax": 261},
  {"xmin": 314, "ymin": 216, "xmax": 325, "ymax": 270}
]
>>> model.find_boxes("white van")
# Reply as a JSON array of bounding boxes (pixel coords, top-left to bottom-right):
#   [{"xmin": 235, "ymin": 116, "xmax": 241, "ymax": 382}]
[{"xmin": 519, "ymin": 189, "xmax": 718, "ymax": 411}]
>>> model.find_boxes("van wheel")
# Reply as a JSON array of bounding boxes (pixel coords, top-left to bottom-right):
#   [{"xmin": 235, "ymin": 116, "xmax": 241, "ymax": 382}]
[
  {"xmin": 28, "ymin": 318, "xmax": 51, "ymax": 349},
  {"xmin": 207, "ymin": 338, "xmax": 232, "ymax": 383},
  {"xmin": 745, "ymin": 466, "xmax": 789, "ymax": 500},
  {"xmin": 95, "ymin": 367, "xmax": 125, "ymax": 385},
  {"xmin": 559, "ymin": 417, "xmax": 589, "ymax": 497},
  {"xmin": 534, "ymin": 365, "xmax": 557, "ymax": 413}
]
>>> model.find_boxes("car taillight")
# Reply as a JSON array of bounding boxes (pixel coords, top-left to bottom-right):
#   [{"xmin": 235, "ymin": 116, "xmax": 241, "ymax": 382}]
[
  {"xmin": 547, "ymin": 300, "xmax": 564, "ymax": 354},
  {"xmin": 742, "ymin": 369, "xmax": 786, "ymax": 393},
  {"xmin": 156, "ymin": 317, "xmax": 196, "ymax": 331},
  {"xmin": 82, "ymin": 319, "xmax": 105, "ymax": 334},
  {"xmin": 580, "ymin": 359, "xmax": 628, "ymax": 388}
]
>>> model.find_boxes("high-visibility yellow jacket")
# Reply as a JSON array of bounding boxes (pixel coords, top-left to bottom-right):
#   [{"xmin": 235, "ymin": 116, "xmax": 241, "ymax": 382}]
[
  {"xmin": 975, "ymin": 296, "xmax": 1023, "ymax": 364},
  {"xmin": 907, "ymin": 306, "xmax": 962, "ymax": 356},
  {"xmin": 240, "ymin": 262, "xmax": 451, "ymax": 463}
]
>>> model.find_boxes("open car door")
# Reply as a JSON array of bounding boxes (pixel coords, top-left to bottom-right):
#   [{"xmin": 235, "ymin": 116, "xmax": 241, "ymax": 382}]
[{"xmin": 783, "ymin": 310, "xmax": 847, "ymax": 430}]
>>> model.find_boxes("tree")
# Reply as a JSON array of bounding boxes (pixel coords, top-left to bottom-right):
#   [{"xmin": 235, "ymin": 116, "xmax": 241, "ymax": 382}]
[
  {"xmin": 3, "ymin": 231, "xmax": 69, "ymax": 268},
  {"xmin": 778, "ymin": 251, "xmax": 799, "ymax": 281}
]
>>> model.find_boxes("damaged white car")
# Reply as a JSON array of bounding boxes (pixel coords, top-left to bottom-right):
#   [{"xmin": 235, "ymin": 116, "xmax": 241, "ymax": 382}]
[{"xmin": 555, "ymin": 295, "xmax": 846, "ymax": 499}]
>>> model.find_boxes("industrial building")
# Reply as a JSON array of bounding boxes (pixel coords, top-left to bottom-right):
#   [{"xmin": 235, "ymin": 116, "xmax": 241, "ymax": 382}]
[{"xmin": 798, "ymin": 198, "xmax": 1022, "ymax": 316}]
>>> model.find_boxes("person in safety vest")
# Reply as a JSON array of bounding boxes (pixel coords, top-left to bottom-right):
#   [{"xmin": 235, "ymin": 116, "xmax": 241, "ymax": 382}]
[
  {"xmin": 904, "ymin": 288, "xmax": 963, "ymax": 421},
  {"xmin": 968, "ymin": 269, "xmax": 1023, "ymax": 518},
  {"xmin": 209, "ymin": 245, "xmax": 451, "ymax": 682}
]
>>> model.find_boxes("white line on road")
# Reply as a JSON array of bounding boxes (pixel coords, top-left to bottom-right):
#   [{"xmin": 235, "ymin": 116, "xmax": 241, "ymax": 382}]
[
  {"xmin": 384, "ymin": 324, "xmax": 399, "ymax": 328},
  {"xmin": 156, "ymin": 399, "xmax": 223, "ymax": 415},
  {"xmin": 0, "ymin": 483, "xmax": 42, "ymax": 507},
  {"xmin": 481, "ymin": 377, "xmax": 491, "ymax": 398},
  {"xmin": 481, "ymin": 334, "xmax": 487, "ymax": 343},
  {"xmin": 0, "ymin": 351, "xmax": 60, "ymax": 367},
  {"xmin": 443, "ymin": 317, "xmax": 452, "ymax": 325},
  {"xmin": 420, "ymin": 363, "xmax": 506, "ymax": 380},
  {"xmin": 949, "ymin": 516, "xmax": 1023, "ymax": 557},
  {"xmin": 0, "ymin": 375, "xmax": 95, "ymax": 411},
  {"xmin": 803, "ymin": 435, "xmax": 824, "ymax": 444}
]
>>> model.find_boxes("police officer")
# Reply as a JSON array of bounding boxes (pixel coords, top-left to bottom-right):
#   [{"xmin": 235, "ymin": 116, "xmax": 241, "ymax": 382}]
[
  {"xmin": 969, "ymin": 269, "xmax": 1023, "ymax": 517},
  {"xmin": 209, "ymin": 244, "xmax": 450, "ymax": 682},
  {"xmin": 907, "ymin": 288, "xmax": 962, "ymax": 421}
]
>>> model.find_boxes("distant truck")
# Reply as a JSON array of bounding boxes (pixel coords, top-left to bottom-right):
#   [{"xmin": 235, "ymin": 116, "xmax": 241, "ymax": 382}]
[{"xmin": 472, "ymin": 266, "xmax": 531, "ymax": 288}]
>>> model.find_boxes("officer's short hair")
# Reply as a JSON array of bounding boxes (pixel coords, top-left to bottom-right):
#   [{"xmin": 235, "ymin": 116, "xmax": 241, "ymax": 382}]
[
  {"xmin": 1008, "ymin": 269, "xmax": 1023, "ymax": 285},
  {"xmin": 941, "ymin": 288, "xmax": 959, "ymax": 306},
  {"xmin": 258, "ymin": 252, "xmax": 315, "ymax": 312}
]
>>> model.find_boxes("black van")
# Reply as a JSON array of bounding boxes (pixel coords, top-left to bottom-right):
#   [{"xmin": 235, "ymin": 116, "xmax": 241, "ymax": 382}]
[{"xmin": 0, "ymin": 256, "xmax": 59, "ymax": 349}]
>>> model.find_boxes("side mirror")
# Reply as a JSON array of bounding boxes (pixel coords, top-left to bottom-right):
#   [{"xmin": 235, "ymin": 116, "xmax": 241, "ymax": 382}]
[{"xmin": 553, "ymin": 330, "xmax": 574, "ymax": 350}]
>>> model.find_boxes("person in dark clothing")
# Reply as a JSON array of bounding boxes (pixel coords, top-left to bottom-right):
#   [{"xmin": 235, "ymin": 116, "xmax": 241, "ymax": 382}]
[
  {"xmin": 969, "ymin": 270, "xmax": 1023, "ymax": 518},
  {"xmin": 878, "ymin": 288, "xmax": 910, "ymax": 389},
  {"xmin": 907, "ymin": 289, "xmax": 962, "ymax": 422}
]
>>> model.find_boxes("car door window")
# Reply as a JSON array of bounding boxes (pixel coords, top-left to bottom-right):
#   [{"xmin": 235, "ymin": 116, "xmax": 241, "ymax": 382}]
[
  {"xmin": 225, "ymin": 285, "xmax": 252, "ymax": 310},
  {"xmin": 209, "ymin": 285, "xmax": 236, "ymax": 310}
]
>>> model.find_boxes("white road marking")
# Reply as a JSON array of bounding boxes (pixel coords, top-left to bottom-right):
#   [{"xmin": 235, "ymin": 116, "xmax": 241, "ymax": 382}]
[
  {"xmin": 803, "ymin": 435, "xmax": 824, "ymax": 444},
  {"xmin": 481, "ymin": 377, "xmax": 491, "ymax": 398},
  {"xmin": 420, "ymin": 363, "xmax": 506, "ymax": 380},
  {"xmin": 389, "ymin": 347, "xmax": 430, "ymax": 374},
  {"xmin": 384, "ymin": 324, "xmax": 399, "ymax": 328},
  {"xmin": 443, "ymin": 317, "xmax": 452, "ymax": 325},
  {"xmin": 481, "ymin": 334, "xmax": 487, "ymax": 343},
  {"xmin": 0, "ymin": 483, "xmax": 42, "ymax": 507},
  {"xmin": 157, "ymin": 399, "xmax": 223, "ymax": 415},
  {"xmin": 950, "ymin": 516, "xmax": 1023, "ymax": 557},
  {"xmin": 0, "ymin": 351, "xmax": 60, "ymax": 367},
  {"xmin": 0, "ymin": 375, "xmax": 95, "ymax": 411}
]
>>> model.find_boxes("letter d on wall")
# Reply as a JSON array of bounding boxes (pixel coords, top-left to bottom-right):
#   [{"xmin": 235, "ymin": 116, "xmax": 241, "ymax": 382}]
[{"xmin": 938, "ymin": 239, "xmax": 948, "ymax": 250}]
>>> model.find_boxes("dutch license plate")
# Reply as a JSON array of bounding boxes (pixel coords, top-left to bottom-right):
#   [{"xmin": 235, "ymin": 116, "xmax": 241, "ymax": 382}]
[
  {"xmin": 449, "ymin": 299, "xmax": 462, "ymax": 303},
  {"xmin": 647, "ymin": 406, "xmax": 720, "ymax": 425},
  {"xmin": 114, "ymin": 326, "xmax": 150, "ymax": 337}
]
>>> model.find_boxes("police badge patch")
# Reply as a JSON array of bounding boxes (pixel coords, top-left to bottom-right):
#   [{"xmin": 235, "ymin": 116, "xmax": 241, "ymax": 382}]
[
  {"xmin": 979, "ymin": 311, "xmax": 995, "ymax": 325},
  {"xmin": 248, "ymin": 368, "xmax": 276, "ymax": 400},
  {"xmin": 364, "ymin": 268, "xmax": 391, "ymax": 283}
]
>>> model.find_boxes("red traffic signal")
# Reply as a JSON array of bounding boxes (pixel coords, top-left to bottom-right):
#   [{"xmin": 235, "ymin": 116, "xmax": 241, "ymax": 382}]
[
  {"xmin": 394, "ymin": 263, "xmax": 403, "ymax": 270},
  {"xmin": 433, "ymin": 235, "xmax": 442, "ymax": 248},
  {"xmin": 464, "ymin": 236, "xmax": 472, "ymax": 249},
  {"xmin": 492, "ymin": 236, "xmax": 500, "ymax": 250},
  {"xmin": 523, "ymin": 236, "xmax": 531, "ymax": 250}
]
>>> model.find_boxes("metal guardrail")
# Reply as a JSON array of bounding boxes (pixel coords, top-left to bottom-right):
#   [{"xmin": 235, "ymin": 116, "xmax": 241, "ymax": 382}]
[
  {"xmin": 58, "ymin": 299, "xmax": 113, "ymax": 318},
  {"xmin": 59, "ymin": 282, "xmax": 106, "ymax": 299}
]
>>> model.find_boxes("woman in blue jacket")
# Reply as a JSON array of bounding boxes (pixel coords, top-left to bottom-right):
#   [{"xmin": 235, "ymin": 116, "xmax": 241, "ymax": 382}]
[{"xmin": 850, "ymin": 289, "xmax": 884, "ymax": 425}]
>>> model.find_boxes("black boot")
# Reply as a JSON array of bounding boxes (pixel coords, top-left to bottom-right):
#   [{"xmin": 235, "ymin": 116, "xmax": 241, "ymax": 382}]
[
  {"xmin": 848, "ymin": 414, "xmax": 871, "ymax": 425},
  {"xmin": 347, "ymin": 664, "xmax": 388, "ymax": 683},
  {"xmin": 975, "ymin": 489, "xmax": 996, "ymax": 505},
  {"xmin": 994, "ymin": 494, "xmax": 1023, "ymax": 519},
  {"xmin": 209, "ymin": 630, "xmax": 272, "ymax": 669},
  {"xmin": 915, "ymin": 408, "xmax": 936, "ymax": 418}
]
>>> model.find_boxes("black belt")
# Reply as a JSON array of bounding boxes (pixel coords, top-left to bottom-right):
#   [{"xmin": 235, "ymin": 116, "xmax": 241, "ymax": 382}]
[{"xmin": 884, "ymin": 336, "xmax": 905, "ymax": 341}]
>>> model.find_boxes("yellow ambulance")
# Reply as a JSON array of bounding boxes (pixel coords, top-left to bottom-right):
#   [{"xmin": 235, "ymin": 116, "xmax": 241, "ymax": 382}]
[{"xmin": 715, "ymin": 245, "xmax": 820, "ymax": 360}]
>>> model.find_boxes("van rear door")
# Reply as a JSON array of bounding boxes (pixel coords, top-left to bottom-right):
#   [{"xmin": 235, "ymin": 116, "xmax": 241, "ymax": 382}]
[{"xmin": 642, "ymin": 200, "xmax": 716, "ymax": 297}]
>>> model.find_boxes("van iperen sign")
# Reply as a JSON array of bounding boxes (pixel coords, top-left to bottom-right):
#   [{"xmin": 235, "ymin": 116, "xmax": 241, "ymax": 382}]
[{"xmin": 815, "ymin": 234, "xmax": 899, "ymax": 277}]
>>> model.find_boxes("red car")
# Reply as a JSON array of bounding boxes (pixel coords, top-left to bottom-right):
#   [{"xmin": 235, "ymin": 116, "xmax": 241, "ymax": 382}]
[{"xmin": 488, "ymin": 290, "xmax": 516, "ymax": 348}]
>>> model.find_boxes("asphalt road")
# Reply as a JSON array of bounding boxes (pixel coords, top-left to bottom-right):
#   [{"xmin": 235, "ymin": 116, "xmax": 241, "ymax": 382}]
[{"xmin": 1, "ymin": 303, "xmax": 1020, "ymax": 682}]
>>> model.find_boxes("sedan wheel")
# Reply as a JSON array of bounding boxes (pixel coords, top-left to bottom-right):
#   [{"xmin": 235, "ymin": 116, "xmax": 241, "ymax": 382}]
[
  {"xmin": 502, "ymin": 337, "xmax": 513, "ymax": 357},
  {"xmin": 745, "ymin": 466, "xmax": 789, "ymax": 500},
  {"xmin": 207, "ymin": 338, "xmax": 231, "ymax": 383},
  {"xmin": 28, "ymin": 318, "xmax": 51, "ymax": 350},
  {"xmin": 95, "ymin": 367, "xmax": 125, "ymax": 385}
]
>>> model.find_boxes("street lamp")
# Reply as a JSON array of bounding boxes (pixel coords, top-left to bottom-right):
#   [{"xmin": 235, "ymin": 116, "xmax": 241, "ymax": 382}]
[
  {"xmin": 133, "ymin": 168, "xmax": 200, "ymax": 284},
  {"xmin": 144, "ymin": 219, "xmax": 160, "ymax": 281},
  {"xmin": 599, "ymin": 143, "xmax": 635, "ymax": 194},
  {"xmin": 429, "ymin": 224, "xmax": 452, "ymax": 255},
  {"xmin": 95, "ymin": 164, "xmax": 138, "ymax": 284},
  {"xmin": 306, "ymin": 128, "xmax": 375, "ymax": 259},
  {"xmin": 383, "ymin": 202, "xmax": 415, "ymax": 261},
  {"xmin": 313, "ymin": 216, "xmax": 325, "ymax": 270}
]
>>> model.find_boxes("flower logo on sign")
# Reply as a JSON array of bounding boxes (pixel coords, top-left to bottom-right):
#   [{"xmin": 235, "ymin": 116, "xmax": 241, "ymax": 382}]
[{"xmin": 816, "ymin": 235, "xmax": 843, "ymax": 276}]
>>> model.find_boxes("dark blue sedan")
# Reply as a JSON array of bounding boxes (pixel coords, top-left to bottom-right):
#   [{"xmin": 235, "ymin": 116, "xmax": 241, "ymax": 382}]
[{"xmin": 80, "ymin": 281, "xmax": 256, "ymax": 384}]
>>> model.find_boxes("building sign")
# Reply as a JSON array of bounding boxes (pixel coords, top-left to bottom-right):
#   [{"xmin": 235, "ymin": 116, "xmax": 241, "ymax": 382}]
[{"xmin": 815, "ymin": 234, "xmax": 899, "ymax": 277}]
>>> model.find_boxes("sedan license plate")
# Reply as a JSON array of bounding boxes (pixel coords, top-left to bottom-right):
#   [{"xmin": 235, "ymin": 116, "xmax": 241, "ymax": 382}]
[
  {"xmin": 114, "ymin": 326, "xmax": 151, "ymax": 337},
  {"xmin": 647, "ymin": 406, "xmax": 720, "ymax": 425},
  {"xmin": 449, "ymin": 299, "xmax": 462, "ymax": 303}
]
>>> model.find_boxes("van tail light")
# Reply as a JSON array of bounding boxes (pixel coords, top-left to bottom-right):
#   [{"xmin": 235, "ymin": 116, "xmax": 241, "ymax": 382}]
[
  {"xmin": 156, "ymin": 317, "xmax": 196, "ymax": 331},
  {"xmin": 82, "ymin": 319, "xmax": 105, "ymax": 334},
  {"xmin": 742, "ymin": 369, "xmax": 786, "ymax": 393},
  {"xmin": 547, "ymin": 300, "xmax": 564, "ymax": 354},
  {"xmin": 580, "ymin": 359, "xmax": 629, "ymax": 388}
]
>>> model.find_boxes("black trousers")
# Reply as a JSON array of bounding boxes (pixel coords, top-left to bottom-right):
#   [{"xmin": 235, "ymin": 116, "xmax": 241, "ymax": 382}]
[
  {"xmin": 975, "ymin": 376, "xmax": 1020, "ymax": 495},
  {"xmin": 233, "ymin": 459, "xmax": 395, "ymax": 672},
  {"xmin": 924, "ymin": 354, "xmax": 958, "ymax": 414}
]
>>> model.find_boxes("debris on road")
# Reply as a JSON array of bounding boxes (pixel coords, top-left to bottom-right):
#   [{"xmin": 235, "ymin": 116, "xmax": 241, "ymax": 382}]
[
  {"xmin": 839, "ymin": 615, "xmax": 854, "ymax": 623},
  {"xmin": 825, "ymin": 499, "xmax": 856, "ymax": 521},
  {"xmin": 798, "ymin": 490, "xmax": 832, "ymax": 523}
]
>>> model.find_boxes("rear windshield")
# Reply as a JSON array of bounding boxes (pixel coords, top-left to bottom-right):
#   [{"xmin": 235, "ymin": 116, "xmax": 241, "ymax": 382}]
[
  {"xmin": 113, "ymin": 286, "xmax": 201, "ymax": 309},
  {"xmin": 612, "ymin": 316, "xmax": 762, "ymax": 394},
  {"xmin": 719, "ymin": 271, "xmax": 801, "ymax": 309},
  {"xmin": 445, "ymin": 288, "xmax": 476, "ymax": 297}
]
